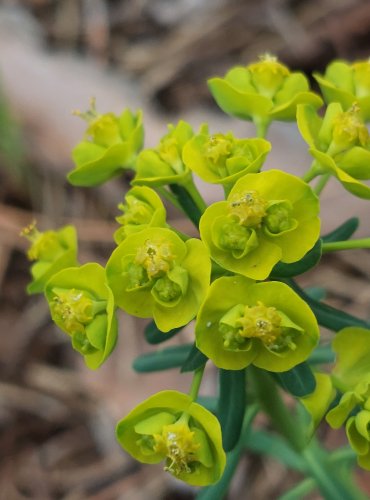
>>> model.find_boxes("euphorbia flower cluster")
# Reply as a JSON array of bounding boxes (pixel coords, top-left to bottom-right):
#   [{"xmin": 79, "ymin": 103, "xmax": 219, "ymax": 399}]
[{"xmin": 21, "ymin": 54, "xmax": 370, "ymax": 496}]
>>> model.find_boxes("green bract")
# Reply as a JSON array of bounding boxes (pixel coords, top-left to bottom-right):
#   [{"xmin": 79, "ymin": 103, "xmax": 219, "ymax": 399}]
[
  {"xmin": 133, "ymin": 120, "xmax": 194, "ymax": 187},
  {"xmin": 195, "ymin": 276, "xmax": 319, "ymax": 371},
  {"xmin": 199, "ymin": 169, "xmax": 320, "ymax": 280},
  {"xmin": 325, "ymin": 328, "xmax": 370, "ymax": 471},
  {"xmin": 182, "ymin": 130, "xmax": 271, "ymax": 191},
  {"xmin": 68, "ymin": 99, "xmax": 143, "ymax": 186},
  {"xmin": 208, "ymin": 54, "xmax": 322, "ymax": 134},
  {"xmin": 45, "ymin": 263, "xmax": 118, "ymax": 369},
  {"xmin": 22, "ymin": 223, "xmax": 78, "ymax": 294},
  {"xmin": 116, "ymin": 390, "xmax": 226, "ymax": 486},
  {"xmin": 300, "ymin": 372, "xmax": 335, "ymax": 437},
  {"xmin": 314, "ymin": 59, "xmax": 370, "ymax": 120},
  {"xmin": 106, "ymin": 227, "xmax": 211, "ymax": 331},
  {"xmin": 297, "ymin": 102, "xmax": 370, "ymax": 199},
  {"xmin": 114, "ymin": 186, "xmax": 167, "ymax": 244}
]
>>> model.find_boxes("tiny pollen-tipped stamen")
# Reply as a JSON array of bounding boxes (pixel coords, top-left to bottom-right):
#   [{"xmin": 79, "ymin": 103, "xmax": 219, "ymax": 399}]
[
  {"xmin": 72, "ymin": 97, "xmax": 98, "ymax": 122},
  {"xmin": 20, "ymin": 220, "xmax": 38, "ymax": 241}
]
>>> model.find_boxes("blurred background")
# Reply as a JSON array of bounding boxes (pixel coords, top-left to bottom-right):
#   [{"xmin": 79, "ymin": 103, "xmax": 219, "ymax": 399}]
[{"xmin": 1, "ymin": 0, "xmax": 370, "ymax": 498}]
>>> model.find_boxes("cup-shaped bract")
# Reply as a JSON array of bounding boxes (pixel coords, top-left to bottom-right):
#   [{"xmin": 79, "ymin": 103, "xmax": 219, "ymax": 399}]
[
  {"xmin": 195, "ymin": 276, "xmax": 319, "ymax": 371},
  {"xmin": 114, "ymin": 186, "xmax": 167, "ymax": 244},
  {"xmin": 45, "ymin": 263, "xmax": 118, "ymax": 369},
  {"xmin": 116, "ymin": 390, "xmax": 226, "ymax": 486},
  {"xmin": 199, "ymin": 170, "xmax": 320, "ymax": 280},
  {"xmin": 208, "ymin": 54, "xmax": 322, "ymax": 132},
  {"xmin": 182, "ymin": 130, "xmax": 271, "ymax": 188},
  {"xmin": 133, "ymin": 120, "xmax": 194, "ymax": 187},
  {"xmin": 68, "ymin": 99, "xmax": 143, "ymax": 186},
  {"xmin": 325, "ymin": 327, "xmax": 370, "ymax": 470},
  {"xmin": 297, "ymin": 102, "xmax": 370, "ymax": 199},
  {"xmin": 314, "ymin": 59, "xmax": 370, "ymax": 120},
  {"xmin": 22, "ymin": 223, "xmax": 78, "ymax": 294},
  {"xmin": 346, "ymin": 406, "xmax": 370, "ymax": 470},
  {"xmin": 106, "ymin": 227, "xmax": 211, "ymax": 332}
]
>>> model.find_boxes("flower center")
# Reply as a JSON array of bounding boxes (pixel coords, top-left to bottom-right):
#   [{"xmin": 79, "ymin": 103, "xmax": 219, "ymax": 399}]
[
  {"xmin": 248, "ymin": 53, "xmax": 289, "ymax": 98},
  {"xmin": 51, "ymin": 289, "xmax": 94, "ymax": 334},
  {"xmin": 228, "ymin": 190, "xmax": 267, "ymax": 227},
  {"xmin": 204, "ymin": 134, "xmax": 232, "ymax": 165},
  {"xmin": 73, "ymin": 97, "xmax": 121, "ymax": 148},
  {"xmin": 158, "ymin": 137, "xmax": 183, "ymax": 174},
  {"xmin": 135, "ymin": 241, "xmax": 173, "ymax": 279},
  {"xmin": 220, "ymin": 302, "xmax": 282, "ymax": 350},
  {"xmin": 331, "ymin": 103, "xmax": 369, "ymax": 151},
  {"xmin": 21, "ymin": 222, "xmax": 62, "ymax": 261},
  {"xmin": 117, "ymin": 195, "xmax": 153, "ymax": 226},
  {"xmin": 154, "ymin": 423, "xmax": 200, "ymax": 476}
]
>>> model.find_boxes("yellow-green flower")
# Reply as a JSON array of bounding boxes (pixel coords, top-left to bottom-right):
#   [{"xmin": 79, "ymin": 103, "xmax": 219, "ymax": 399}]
[
  {"xmin": 325, "ymin": 327, "xmax": 370, "ymax": 471},
  {"xmin": 106, "ymin": 227, "xmax": 211, "ymax": 331},
  {"xmin": 195, "ymin": 276, "xmax": 319, "ymax": 371},
  {"xmin": 114, "ymin": 186, "xmax": 167, "ymax": 244},
  {"xmin": 116, "ymin": 390, "xmax": 226, "ymax": 486},
  {"xmin": 45, "ymin": 263, "xmax": 118, "ymax": 369},
  {"xmin": 199, "ymin": 170, "xmax": 320, "ymax": 280},
  {"xmin": 21, "ymin": 222, "xmax": 78, "ymax": 294},
  {"xmin": 182, "ymin": 129, "xmax": 271, "ymax": 191},
  {"xmin": 314, "ymin": 59, "xmax": 370, "ymax": 120},
  {"xmin": 297, "ymin": 102, "xmax": 370, "ymax": 198},
  {"xmin": 133, "ymin": 120, "xmax": 194, "ymax": 187},
  {"xmin": 208, "ymin": 54, "xmax": 322, "ymax": 135},
  {"xmin": 68, "ymin": 98, "xmax": 143, "ymax": 186}
]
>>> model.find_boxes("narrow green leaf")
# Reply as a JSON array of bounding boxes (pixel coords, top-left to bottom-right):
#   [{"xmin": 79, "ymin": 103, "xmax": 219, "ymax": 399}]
[
  {"xmin": 133, "ymin": 344, "xmax": 192, "ymax": 372},
  {"xmin": 304, "ymin": 286, "xmax": 326, "ymax": 301},
  {"xmin": 270, "ymin": 239, "xmax": 322, "ymax": 278},
  {"xmin": 278, "ymin": 478, "xmax": 316, "ymax": 500},
  {"xmin": 244, "ymin": 430, "xmax": 307, "ymax": 472},
  {"xmin": 180, "ymin": 343, "xmax": 208, "ymax": 372},
  {"xmin": 271, "ymin": 362, "xmax": 316, "ymax": 397},
  {"xmin": 169, "ymin": 183, "xmax": 202, "ymax": 227},
  {"xmin": 144, "ymin": 321, "xmax": 183, "ymax": 345},
  {"xmin": 287, "ymin": 279, "xmax": 370, "ymax": 331},
  {"xmin": 322, "ymin": 217, "xmax": 359, "ymax": 243},
  {"xmin": 218, "ymin": 369, "xmax": 246, "ymax": 452}
]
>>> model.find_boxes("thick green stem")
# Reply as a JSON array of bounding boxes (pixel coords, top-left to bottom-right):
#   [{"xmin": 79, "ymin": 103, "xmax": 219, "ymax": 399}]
[
  {"xmin": 155, "ymin": 186, "xmax": 183, "ymax": 211},
  {"xmin": 302, "ymin": 160, "xmax": 322, "ymax": 183},
  {"xmin": 183, "ymin": 178, "xmax": 207, "ymax": 213},
  {"xmin": 254, "ymin": 117, "xmax": 270, "ymax": 138},
  {"xmin": 278, "ymin": 478, "xmax": 316, "ymax": 500},
  {"xmin": 189, "ymin": 365, "xmax": 205, "ymax": 401},
  {"xmin": 314, "ymin": 173, "xmax": 330, "ymax": 195},
  {"xmin": 302, "ymin": 442, "xmax": 360, "ymax": 500},
  {"xmin": 322, "ymin": 238, "xmax": 370, "ymax": 253}
]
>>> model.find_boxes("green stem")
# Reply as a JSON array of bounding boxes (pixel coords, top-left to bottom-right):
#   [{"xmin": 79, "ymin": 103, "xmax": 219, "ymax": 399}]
[
  {"xmin": 254, "ymin": 117, "xmax": 270, "ymax": 138},
  {"xmin": 314, "ymin": 173, "xmax": 330, "ymax": 195},
  {"xmin": 302, "ymin": 443, "xmax": 358, "ymax": 500},
  {"xmin": 189, "ymin": 365, "xmax": 205, "ymax": 401},
  {"xmin": 278, "ymin": 478, "xmax": 316, "ymax": 500},
  {"xmin": 322, "ymin": 238, "xmax": 370, "ymax": 253},
  {"xmin": 183, "ymin": 178, "xmax": 207, "ymax": 213},
  {"xmin": 155, "ymin": 186, "xmax": 183, "ymax": 211},
  {"xmin": 302, "ymin": 160, "xmax": 322, "ymax": 183},
  {"xmin": 169, "ymin": 183, "xmax": 202, "ymax": 227}
]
